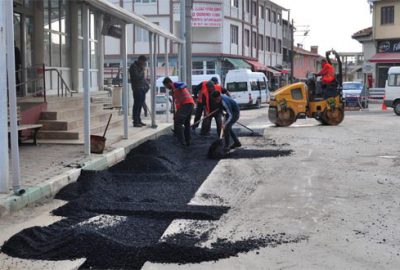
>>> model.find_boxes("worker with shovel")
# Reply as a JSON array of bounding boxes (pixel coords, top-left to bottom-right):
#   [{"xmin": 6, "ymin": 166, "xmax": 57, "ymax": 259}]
[
  {"xmin": 163, "ymin": 77, "xmax": 195, "ymax": 147},
  {"xmin": 212, "ymin": 91, "xmax": 241, "ymax": 153}
]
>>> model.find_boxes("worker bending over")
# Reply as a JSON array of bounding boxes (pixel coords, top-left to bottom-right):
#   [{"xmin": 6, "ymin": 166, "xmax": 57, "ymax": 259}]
[
  {"xmin": 163, "ymin": 77, "xmax": 194, "ymax": 147},
  {"xmin": 212, "ymin": 91, "xmax": 241, "ymax": 153}
]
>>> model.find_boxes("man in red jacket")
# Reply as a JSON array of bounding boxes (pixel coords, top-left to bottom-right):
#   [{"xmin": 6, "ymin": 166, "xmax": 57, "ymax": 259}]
[{"xmin": 163, "ymin": 77, "xmax": 195, "ymax": 147}]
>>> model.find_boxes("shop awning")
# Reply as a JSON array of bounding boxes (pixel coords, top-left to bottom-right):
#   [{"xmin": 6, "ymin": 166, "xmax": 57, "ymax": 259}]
[
  {"xmin": 266, "ymin": 66, "xmax": 281, "ymax": 76},
  {"xmin": 224, "ymin": 58, "xmax": 252, "ymax": 69},
  {"xmin": 245, "ymin": 60, "xmax": 267, "ymax": 71},
  {"xmin": 369, "ymin": 53, "xmax": 400, "ymax": 63}
]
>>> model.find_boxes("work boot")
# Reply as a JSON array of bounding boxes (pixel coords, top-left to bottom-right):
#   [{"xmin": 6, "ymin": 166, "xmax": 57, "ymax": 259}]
[
  {"xmin": 140, "ymin": 122, "xmax": 147, "ymax": 126},
  {"xmin": 230, "ymin": 141, "xmax": 242, "ymax": 150},
  {"xmin": 133, "ymin": 123, "xmax": 144, "ymax": 127}
]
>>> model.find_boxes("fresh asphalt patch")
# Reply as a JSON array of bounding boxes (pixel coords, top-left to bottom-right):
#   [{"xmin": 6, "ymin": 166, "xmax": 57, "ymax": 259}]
[{"xmin": 1, "ymin": 131, "xmax": 304, "ymax": 269}]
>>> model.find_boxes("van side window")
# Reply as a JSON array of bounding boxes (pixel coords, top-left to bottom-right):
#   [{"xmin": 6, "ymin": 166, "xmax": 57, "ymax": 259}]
[
  {"xmin": 291, "ymin": 88, "xmax": 303, "ymax": 100},
  {"xmin": 388, "ymin": 74, "xmax": 400, "ymax": 86},
  {"xmin": 227, "ymin": 82, "xmax": 247, "ymax": 92},
  {"xmin": 250, "ymin": 81, "xmax": 260, "ymax": 90},
  {"xmin": 258, "ymin": 79, "xmax": 267, "ymax": 90}
]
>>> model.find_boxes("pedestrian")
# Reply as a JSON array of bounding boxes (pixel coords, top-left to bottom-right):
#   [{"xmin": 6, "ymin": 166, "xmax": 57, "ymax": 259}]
[
  {"xmin": 162, "ymin": 77, "xmax": 194, "ymax": 147},
  {"xmin": 315, "ymin": 59, "xmax": 336, "ymax": 98},
  {"xmin": 129, "ymin": 55, "xmax": 149, "ymax": 127},
  {"xmin": 211, "ymin": 91, "xmax": 241, "ymax": 153}
]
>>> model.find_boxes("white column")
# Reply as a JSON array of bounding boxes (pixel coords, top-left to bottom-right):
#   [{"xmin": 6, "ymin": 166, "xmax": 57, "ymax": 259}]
[
  {"xmin": 5, "ymin": 0, "xmax": 22, "ymax": 194},
  {"xmin": 82, "ymin": 4, "xmax": 91, "ymax": 155},
  {"xmin": 122, "ymin": 24, "xmax": 128, "ymax": 139},
  {"xmin": 97, "ymin": 14, "xmax": 104, "ymax": 92},
  {"xmin": 165, "ymin": 38, "xmax": 169, "ymax": 123},
  {"xmin": 0, "ymin": 0, "xmax": 9, "ymax": 193},
  {"xmin": 148, "ymin": 32, "xmax": 156, "ymax": 128},
  {"xmin": 180, "ymin": 0, "xmax": 186, "ymax": 83}
]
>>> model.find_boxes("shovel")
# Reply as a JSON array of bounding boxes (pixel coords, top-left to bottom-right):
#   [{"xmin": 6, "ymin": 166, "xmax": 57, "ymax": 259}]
[
  {"xmin": 207, "ymin": 127, "xmax": 226, "ymax": 159},
  {"xmin": 90, "ymin": 114, "xmax": 112, "ymax": 154},
  {"xmin": 191, "ymin": 108, "xmax": 220, "ymax": 128}
]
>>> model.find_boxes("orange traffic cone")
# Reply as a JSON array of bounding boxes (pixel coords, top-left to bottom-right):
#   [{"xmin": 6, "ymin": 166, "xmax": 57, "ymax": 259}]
[{"xmin": 382, "ymin": 96, "xmax": 387, "ymax": 111}]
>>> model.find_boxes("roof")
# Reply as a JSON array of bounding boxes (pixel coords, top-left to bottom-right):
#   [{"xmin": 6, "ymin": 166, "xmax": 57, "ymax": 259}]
[
  {"xmin": 294, "ymin": 46, "xmax": 321, "ymax": 57},
  {"xmin": 245, "ymin": 59, "xmax": 267, "ymax": 71},
  {"xmin": 352, "ymin": 27, "xmax": 373, "ymax": 39},
  {"xmin": 84, "ymin": 0, "xmax": 183, "ymax": 43},
  {"xmin": 224, "ymin": 58, "xmax": 252, "ymax": 69},
  {"xmin": 369, "ymin": 53, "xmax": 400, "ymax": 63}
]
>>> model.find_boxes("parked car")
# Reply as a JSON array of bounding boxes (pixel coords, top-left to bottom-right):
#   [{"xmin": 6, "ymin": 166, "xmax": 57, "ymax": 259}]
[
  {"xmin": 384, "ymin": 66, "xmax": 400, "ymax": 115},
  {"xmin": 342, "ymin": 81, "xmax": 369, "ymax": 108},
  {"xmin": 155, "ymin": 94, "xmax": 172, "ymax": 114},
  {"xmin": 224, "ymin": 69, "xmax": 269, "ymax": 108}
]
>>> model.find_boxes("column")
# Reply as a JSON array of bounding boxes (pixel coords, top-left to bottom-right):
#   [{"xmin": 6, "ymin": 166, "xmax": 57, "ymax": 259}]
[
  {"xmin": 82, "ymin": 4, "xmax": 90, "ymax": 155},
  {"xmin": 70, "ymin": 1, "xmax": 80, "ymax": 91},
  {"xmin": 122, "ymin": 23, "xmax": 128, "ymax": 139}
]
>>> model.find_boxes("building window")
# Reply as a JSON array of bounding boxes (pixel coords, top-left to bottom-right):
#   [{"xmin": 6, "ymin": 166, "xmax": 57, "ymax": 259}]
[
  {"xmin": 277, "ymin": 13, "xmax": 282, "ymax": 25},
  {"xmin": 252, "ymin": 1, "xmax": 257, "ymax": 16},
  {"xmin": 252, "ymin": 32, "xmax": 257, "ymax": 49},
  {"xmin": 260, "ymin": 5, "xmax": 265, "ymax": 19},
  {"xmin": 245, "ymin": 29, "xmax": 250, "ymax": 47},
  {"xmin": 231, "ymin": 0, "xmax": 239, "ymax": 8},
  {"xmin": 246, "ymin": 0, "xmax": 250, "ymax": 13},
  {"xmin": 135, "ymin": 0, "xmax": 156, "ymax": 3},
  {"xmin": 381, "ymin": 6, "xmax": 394, "ymax": 25},
  {"xmin": 135, "ymin": 26, "xmax": 149, "ymax": 42},
  {"xmin": 230, "ymin": 25, "xmax": 239, "ymax": 45},
  {"xmin": 192, "ymin": 61, "xmax": 203, "ymax": 75},
  {"xmin": 272, "ymin": 11, "xmax": 276, "ymax": 24},
  {"xmin": 258, "ymin": 34, "xmax": 264, "ymax": 50},
  {"xmin": 266, "ymin": 36, "xmax": 270, "ymax": 52},
  {"xmin": 192, "ymin": 61, "xmax": 216, "ymax": 75},
  {"xmin": 278, "ymin": 39, "xmax": 282, "ymax": 54},
  {"xmin": 272, "ymin": 38, "xmax": 276, "ymax": 52},
  {"xmin": 266, "ymin": 8, "xmax": 271, "ymax": 22}
]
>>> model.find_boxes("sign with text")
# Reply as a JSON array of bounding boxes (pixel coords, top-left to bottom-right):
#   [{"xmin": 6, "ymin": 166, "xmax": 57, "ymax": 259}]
[
  {"xmin": 378, "ymin": 40, "xmax": 400, "ymax": 53},
  {"xmin": 173, "ymin": 3, "xmax": 222, "ymax": 28}
]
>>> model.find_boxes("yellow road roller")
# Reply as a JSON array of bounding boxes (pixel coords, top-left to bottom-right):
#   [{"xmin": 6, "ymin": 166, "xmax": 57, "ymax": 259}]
[{"xmin": 268, "ymin": 50, "xmax": 345, "ymax": 127}]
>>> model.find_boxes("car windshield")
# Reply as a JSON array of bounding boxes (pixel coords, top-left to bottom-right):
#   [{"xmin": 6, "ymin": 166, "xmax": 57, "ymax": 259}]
[
  {"xmin": 343, "ymin": 83, "xmax": 363, "ymax": 90},
  {"xmin": 156, "ymin": 96, "xmax": 166, "ymax": 103}
]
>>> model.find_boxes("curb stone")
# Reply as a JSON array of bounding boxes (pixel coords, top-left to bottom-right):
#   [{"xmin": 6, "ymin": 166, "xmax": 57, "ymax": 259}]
[{"xmin": 0, "ymin": 125, "xmax": 172, "ymax": 218}]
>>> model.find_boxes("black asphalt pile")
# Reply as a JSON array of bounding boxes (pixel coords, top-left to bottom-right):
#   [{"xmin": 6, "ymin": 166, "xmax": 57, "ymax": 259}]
[{"xmin": 1, "ymin": 132, "xmax": 298, "ymax": 269}]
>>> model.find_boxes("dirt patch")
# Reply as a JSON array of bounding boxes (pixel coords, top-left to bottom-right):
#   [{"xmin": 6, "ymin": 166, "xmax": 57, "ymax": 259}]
[{"xmin": 2, "ymin": 132, "xmax": 299, "ymax": 269}]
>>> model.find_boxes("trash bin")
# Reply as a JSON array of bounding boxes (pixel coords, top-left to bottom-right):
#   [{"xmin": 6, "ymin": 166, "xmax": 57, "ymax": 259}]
[{"xmin": 112, "ymin": 86, "xmax": 122, "ymax": 107}]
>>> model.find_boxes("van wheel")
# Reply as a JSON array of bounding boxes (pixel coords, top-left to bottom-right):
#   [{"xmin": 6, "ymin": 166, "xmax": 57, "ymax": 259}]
[
  {"xmin": 394, "ymin": 101, "xmax": 400, "ymax": 116},
  {"xmin": 256, "ymin": 99, "xmax": 261, "ymax": 109}
]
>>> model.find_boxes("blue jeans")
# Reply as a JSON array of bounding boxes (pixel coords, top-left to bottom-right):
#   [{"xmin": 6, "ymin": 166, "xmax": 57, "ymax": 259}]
[
  {"xmin": 132, "ymin": 89, "xmax": 146, "ymax": 124},
  {"xmin": 224, "ymin": 113, "xmax": 240, "ymax": 147}
]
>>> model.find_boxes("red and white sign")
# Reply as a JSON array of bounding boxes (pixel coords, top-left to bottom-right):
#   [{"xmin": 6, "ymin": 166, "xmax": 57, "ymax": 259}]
[{"xmin": 174, "ymin": 3, "xmax": 222, "ymax": 28}]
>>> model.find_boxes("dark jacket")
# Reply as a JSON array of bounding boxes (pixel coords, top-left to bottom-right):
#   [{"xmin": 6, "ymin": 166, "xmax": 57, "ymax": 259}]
[{"xmin": 129, "ymin": 61, "xmax": 149, "ymax": 92}]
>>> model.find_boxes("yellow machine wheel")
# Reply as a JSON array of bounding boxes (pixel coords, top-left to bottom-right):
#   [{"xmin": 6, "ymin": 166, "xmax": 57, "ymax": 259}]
[
  {"xmin": 275, "ymin": 108, "xmax": 296, "ymax": 127},
  {"xmin": 321, "ymin": 107, "xmax": 344, "ymax": 125}
]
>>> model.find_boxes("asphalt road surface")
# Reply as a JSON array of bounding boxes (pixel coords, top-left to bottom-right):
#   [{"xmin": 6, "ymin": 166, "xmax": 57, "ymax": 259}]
[{"xmin": 1, "ymin": 104, "xmax": 399, "ymax": 270}]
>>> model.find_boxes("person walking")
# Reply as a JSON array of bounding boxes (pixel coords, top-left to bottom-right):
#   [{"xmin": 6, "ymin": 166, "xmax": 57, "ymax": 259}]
[
  {"xmin": 212, "ymin": 91, "xmax": 241, "ymax": 152},
  {"xmin": 162, "ymin": 77, "xmax": 194, "ymax": 147},
  {"xmin": 129, "ymin": 55, "xmax": 149, "ymax": 127}
]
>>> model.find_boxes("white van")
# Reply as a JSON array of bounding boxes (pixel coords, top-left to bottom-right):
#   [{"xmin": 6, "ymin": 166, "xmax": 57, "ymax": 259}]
[
  {"xmin": 384, "ymin": 66, "xmax": 400, "ymax": 115},
  {"xmin": 224, "ymin": 69, "xmax": 269, "ymax": 108},
  {"xmin": 156, "ymin": 74, "xmax": 222, "ymax": 94}
]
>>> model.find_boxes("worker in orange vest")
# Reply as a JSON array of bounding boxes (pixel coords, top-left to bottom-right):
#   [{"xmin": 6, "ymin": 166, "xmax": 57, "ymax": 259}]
[
  {"xmin": 316, "ymin": 59, "xmax": 337, "ymax": 98},
  {"xmin": 163, "ymin": 77, "xmax": 195, "ymax": 147}
]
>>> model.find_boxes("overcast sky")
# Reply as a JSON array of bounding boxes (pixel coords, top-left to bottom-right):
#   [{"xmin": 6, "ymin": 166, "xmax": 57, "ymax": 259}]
[{"xmin": 273, "ymin": 0, "xmax": 372, "ymax": 54}]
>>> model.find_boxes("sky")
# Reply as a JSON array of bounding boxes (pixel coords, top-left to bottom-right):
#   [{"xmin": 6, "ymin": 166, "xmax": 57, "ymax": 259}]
[{"xmin": 273, "ymin": 0, "xmax": 372, "ymax": 54}]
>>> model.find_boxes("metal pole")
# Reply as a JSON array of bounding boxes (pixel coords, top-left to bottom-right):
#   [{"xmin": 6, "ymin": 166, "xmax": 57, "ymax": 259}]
[
  {"xmin": 165, "ymin": 38, "xmax": 169, "ymax": 123},
  {"xmin": 0, "ymin": 1, "xmax": 9, "ymax": 193},
  {"xmin": 180, "ymin": 0, "xmax": 187, "ymax": 83},
  {"xmin": 290, "ymin": 18, "xmax": 294, "ymax": 83},
  {"xmin": 151, "ymin": 34, "xmax": 157, "ymax": 128},
  {"xmin": 122, "ymin": 23, "xmax": 129, "ymax": 139},
  {"xmin": 5, "ymin": 0, "xmax": 22, "ymax": 194},
  {"xmin": 185, "ymin": 0, "xmax": 193, "ymax": 91},
  {"xmin": 82, "ymin": 4, "xmax": 90, "ymax": 155}
]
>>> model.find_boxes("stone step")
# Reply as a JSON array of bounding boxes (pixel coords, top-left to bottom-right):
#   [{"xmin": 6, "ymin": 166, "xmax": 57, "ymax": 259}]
[
  {"xmin": 40, "ymin": 104, "xmax": 104, "ymax": 120},
  {"xmin": 45, "ymin": 97, "xmax": 84, "ymax": 111},
  {"xmin": 39, "ymin": 110, "xmax": 120, "ymax": 131}
]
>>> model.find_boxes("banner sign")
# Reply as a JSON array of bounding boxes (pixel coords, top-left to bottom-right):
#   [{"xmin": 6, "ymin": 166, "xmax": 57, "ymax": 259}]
[
  {"xmin": 174, "ymin": 3, "xmax": 222, "ymax": 28},
  {"xmin": 378, "ymin": 40, "xmax": 400, "ymax": 53}
]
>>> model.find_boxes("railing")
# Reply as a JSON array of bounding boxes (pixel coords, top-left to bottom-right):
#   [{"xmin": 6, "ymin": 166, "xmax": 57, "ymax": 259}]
[
  {"xmin": 16, "ymin": 63, "xmax": 47, "ymax": 103},
  {"xmin": 369, "ymin": 88, "xmax": 385, "ymax": 99},
  {"xmin": 45, "ymin": 68, "xmax": 76, "ymax": 97}
]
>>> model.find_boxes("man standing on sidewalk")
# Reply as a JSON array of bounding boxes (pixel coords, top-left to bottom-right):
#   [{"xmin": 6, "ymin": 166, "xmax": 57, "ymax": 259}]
[
  {"xmin": 129, "ymin": 55, "xmax": 149, "ymax": 127},
  {"xmin": 163, "ymin": 77, "xmax": 194, "ymax": 147}
]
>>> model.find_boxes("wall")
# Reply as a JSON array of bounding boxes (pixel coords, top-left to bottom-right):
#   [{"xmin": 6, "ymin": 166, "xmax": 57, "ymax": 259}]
[{"xmin": 374, "ymin": 0, "xmax": 400, "ymax": 40}]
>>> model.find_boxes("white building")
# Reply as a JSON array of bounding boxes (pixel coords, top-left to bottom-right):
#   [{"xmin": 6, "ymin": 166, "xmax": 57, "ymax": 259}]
[{"xmin": 105, "ymin": 0, "xmax": 290, "ymax": 82}]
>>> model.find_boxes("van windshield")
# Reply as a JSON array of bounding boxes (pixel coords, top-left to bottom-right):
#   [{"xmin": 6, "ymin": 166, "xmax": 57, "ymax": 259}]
[
  {"xmin": 227, "ymin": 82, "xmax": 247, "ymax": 92},
  {"xmin": 388, "ymin": 74, "xmax": 400, "ymax": 86}
]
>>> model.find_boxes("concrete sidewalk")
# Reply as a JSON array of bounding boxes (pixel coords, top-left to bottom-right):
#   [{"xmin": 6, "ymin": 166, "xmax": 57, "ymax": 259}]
[{"xmin": 0, "ymin": 121, "xmax": 173, "ymax": 218}]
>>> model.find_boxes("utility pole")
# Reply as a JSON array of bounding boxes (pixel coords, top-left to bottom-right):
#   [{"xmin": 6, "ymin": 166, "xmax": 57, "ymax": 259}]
[
  {"xmin": 185, "ymin": 0, "xmax": 193, "ymax": 91},
  {"xmin": 290, "ymin": 19, "xmax": 294, "ymax": 83},
  {"xmin": 180, "ymin": 0, "xmax": 187, "ymax": 83}
]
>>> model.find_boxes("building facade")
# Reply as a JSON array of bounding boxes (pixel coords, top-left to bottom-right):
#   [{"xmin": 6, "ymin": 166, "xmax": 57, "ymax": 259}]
[
  {"xmin": 352, "ymin": 27, "xmax": 376, "ymax": 87},
  {"xmin": 292, "ymin": 45, "xmax": 322, "ymax": 81},
  {"xmin": 104, "ymin": 0, "xmax": 291, "ymax": 83}
]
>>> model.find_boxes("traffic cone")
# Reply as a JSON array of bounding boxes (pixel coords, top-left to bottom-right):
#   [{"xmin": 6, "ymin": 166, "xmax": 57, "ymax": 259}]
[{"xmin": 382, "ymin": 96, "xmax": 387, "ymax": 111}]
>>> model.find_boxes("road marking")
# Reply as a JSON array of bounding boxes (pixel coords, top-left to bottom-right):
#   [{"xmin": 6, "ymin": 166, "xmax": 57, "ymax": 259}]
[{"xmin": 379, "ymin": 155, "xmax": 398, "ymax": 159}]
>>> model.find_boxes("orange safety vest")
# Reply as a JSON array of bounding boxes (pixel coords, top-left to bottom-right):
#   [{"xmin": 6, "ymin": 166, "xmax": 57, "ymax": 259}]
[
  {"xmin": 320, "ymin": 62, "xmax": 335, "ymax": 84},
  {"xmin": 201, "ymin": 83, "xmax": 222, "ymax": 113},
  {"xmin": 173, "ymin": 87, "xmax": 194, "ymax": 111}
]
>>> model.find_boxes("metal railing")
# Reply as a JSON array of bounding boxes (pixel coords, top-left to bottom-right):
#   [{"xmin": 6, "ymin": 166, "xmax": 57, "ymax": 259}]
[
  {"xmin": 44, "ymin": 68, "xmax": 76, "ymax": 97},
  {"xmin": 15, "ymin": 63, "xmax": 47, "ymax": 103}
]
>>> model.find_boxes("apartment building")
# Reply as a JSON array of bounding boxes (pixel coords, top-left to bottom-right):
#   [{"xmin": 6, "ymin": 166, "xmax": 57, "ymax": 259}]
[{"xmin": 104, "ymin": 0, "xmax": 291, "ymax": 82}]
